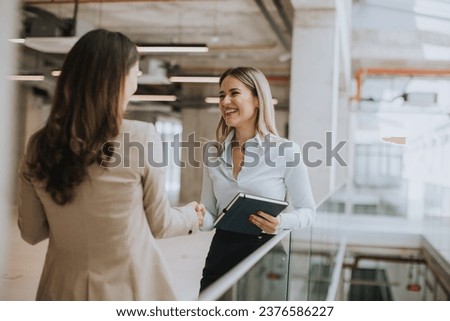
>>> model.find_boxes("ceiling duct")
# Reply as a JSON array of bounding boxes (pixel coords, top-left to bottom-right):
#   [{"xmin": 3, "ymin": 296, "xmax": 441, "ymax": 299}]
[
  {"xmin": 254, "ymin": 0, "xmax": 291, "ymax": 50},
  {"xmin": 22, "ymin": 1, "xmax": 82, "ymax": 54},
  {"xmin": 23, "ymin": 5, "xmax": 76, "ymax": 38}
]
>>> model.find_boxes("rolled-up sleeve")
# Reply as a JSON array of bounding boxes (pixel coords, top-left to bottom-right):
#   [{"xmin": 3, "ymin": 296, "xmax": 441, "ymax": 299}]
[
  {"xmin": 278, "ymin": 143, "xmax": 316, "ymax": 230},
  {"xmin": 199, "ymin": 166, "xmax": 218, "ymax": 231}
]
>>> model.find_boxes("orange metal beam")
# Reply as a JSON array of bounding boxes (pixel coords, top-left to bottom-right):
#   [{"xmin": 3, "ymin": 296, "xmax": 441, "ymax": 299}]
[{"xmin": 362, "ymin": 68, "xmax": 450, "ymax": 76}]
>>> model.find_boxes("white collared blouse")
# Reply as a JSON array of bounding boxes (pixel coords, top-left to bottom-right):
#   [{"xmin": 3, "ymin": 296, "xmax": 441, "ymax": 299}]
[{"xmin": 200, "ymin": 130, "xmax": 316, "ymax": 233}]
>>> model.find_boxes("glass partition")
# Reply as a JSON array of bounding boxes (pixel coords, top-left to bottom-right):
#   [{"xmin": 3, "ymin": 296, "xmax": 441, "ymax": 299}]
[
  {"xmin": 198, "ymin": 231, "xmax": 291, "ymax": 301},
  {"xmin": 302, "ymin": 180, "xmax": 450, "ymax": 301},
  {"xmin": 199, "ymin": 180, "xmax": 450, "ymax": 301},
  {"xmin": 235, "ymin": 240, "xmax": 290, "ymax": 300}
]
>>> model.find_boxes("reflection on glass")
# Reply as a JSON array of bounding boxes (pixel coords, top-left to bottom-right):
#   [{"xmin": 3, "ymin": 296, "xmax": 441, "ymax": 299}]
[
  {"xmin": 201, "ymin": 232, "xmax": 291, "ymax": 301},
  {"xmin": 236, "ymin": 243, "xmax": 289, "ymax": 300}
]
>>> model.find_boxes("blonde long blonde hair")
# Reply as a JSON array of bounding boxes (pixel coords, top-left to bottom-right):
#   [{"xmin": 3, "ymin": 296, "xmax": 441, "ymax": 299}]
[{"xmin": 216, "ymin": 67, "xmax": 279, "ymax": 143}]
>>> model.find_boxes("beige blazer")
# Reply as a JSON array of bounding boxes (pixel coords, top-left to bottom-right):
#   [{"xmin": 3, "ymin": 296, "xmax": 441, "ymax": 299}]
[{"xmin": 18, "ymin": 119, "xmax": 198, "ymax": 300}]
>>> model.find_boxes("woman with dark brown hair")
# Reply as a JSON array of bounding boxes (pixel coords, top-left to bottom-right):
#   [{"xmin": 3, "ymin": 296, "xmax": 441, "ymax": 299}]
[{"xmin": 18, "ymin": 29, "xmax": 203, "ymax": 300}]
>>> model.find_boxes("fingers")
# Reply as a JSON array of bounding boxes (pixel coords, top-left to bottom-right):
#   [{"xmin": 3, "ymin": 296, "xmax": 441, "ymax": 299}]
[
  {"xmin": 196, "ymin": 211, "xmax": 204, "ymax": 227},
  {"xmin": 189, "ymin": 201, "xmax": 199, "ymax": 207},
  {"xmin": 194, "ymin": 203, "xmax": 206, "ymax": 227},
  {"xmin": 195, "ymin": 203, "xmax": 206, "ymax": 216},
  {"xmin": 185, "ymin": 201, "xmax": 203, "ymax": 228},
  {"xmin": 249, "ymin": 211, "xmax": 280, "ymax": 234}
]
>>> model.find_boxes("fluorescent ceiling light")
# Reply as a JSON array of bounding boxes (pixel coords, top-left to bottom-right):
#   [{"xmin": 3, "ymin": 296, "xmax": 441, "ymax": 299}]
[
  {"xmin": 51, "ymin": 70, "xmax": 61, "ymax": 77},
  {"xmin": 9, "ymin": 38, "xmax": 25, "ymax": 44},
  {"xmin": 205, "ymin": 97, "xmax": 220, "ymax": 104},
  {"xmin": 170, "ymin": 76, "xmax": 220, "ymax": 83},
  {"xmin": 137, "ymin": 44, "xmax": 208, "ymax": 53},
  {"xmin": 24, "ymin": 37, "xmax": 79, "ymax": 54},
  {"xmin": 205, "ymin": 97, "xmax": 279, "ymax": 105},
  {"xmin": 22, "ymin": 38, "xmax": 208, "ymax": 55},
  {"xmin": 9, "ymin": 75, "xmax": 45, "ymax": 81},
  {"xmin": 130, "ymin": 95, "xmax": 177, "ymax": 102}
]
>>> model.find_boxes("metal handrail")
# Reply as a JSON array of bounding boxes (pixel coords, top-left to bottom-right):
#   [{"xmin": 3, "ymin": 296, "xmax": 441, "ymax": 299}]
[{"xmin": 325, "ymin": 238, "xmax": 347, "ymax": 301}]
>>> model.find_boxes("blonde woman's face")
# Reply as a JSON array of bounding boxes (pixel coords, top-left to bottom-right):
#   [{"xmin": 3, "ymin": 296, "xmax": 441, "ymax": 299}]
[
  {"xmin": 219, "ymin": 76, "xmax": 259, "ymax": 130},
  {"xmin": 123, "ymin": 61, "xmax": 140, "ymax": 110}
]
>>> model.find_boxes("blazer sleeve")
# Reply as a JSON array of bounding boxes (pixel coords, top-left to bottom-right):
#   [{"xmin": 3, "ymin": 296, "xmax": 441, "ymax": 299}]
[
  {"xmin": 141, "ymin": 124, "xmax": 199, "ymax": 238},
  {"xmin": 17, "ymin": 160, "xmax": 49, "ymax": 245}
]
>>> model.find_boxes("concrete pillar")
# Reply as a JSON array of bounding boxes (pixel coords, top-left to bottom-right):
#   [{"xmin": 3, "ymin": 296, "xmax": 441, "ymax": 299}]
[
  {"xmin": 289, "ymin": 0, "xmax": 351, "ymax": 203},
  {"xmin": 335, "ymin": 92, "xmax": 349, "ymax": 188},
  {"xmin": 0, "ymin": 0, "xmax": 19, "ymax": 295},
  {"xmin": 179, "ymin": 108, "xmax": 218, "ymax": 204}
]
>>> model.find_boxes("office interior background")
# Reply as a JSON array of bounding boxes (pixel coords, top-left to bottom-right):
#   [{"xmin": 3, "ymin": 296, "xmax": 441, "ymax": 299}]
[{"xmin": 1, "ymin": 0, "xmax": 449, "ymax": 301}]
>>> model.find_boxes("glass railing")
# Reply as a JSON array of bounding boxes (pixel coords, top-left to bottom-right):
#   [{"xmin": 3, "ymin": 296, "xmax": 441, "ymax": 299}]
[
  {"xmin": 198, "ymin": 184, "xmax": 345, "ymax": 301},
  {"xmin": 307, "ymin": 180, "xmax": 450, "ymax": 301},
  {"xmin": 289, "ymin": 232, "xmax": 345, "ymax": 301},
  {"xmin": 198, "ymin": 230, "xmax": 291, "ymax": 301},
  {"xmin": 198, "ymin": 180, "xmax": 450, "ymax": 301}
]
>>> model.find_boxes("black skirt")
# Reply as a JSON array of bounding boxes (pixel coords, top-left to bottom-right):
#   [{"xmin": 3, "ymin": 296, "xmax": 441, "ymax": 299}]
[{"xmin": 199, "ymin": 229, "xmax": 274, "ymax": 292}]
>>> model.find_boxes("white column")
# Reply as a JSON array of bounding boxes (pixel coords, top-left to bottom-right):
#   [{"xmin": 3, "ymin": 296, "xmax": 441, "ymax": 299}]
[
  {"xmin": 335, "ymin": 93, "xmax": 350, "ymax": 188},
  {"xmin": 179, "ymin": 108, "xmax": 218, "ymax": 204},
  {"xmin": 0, "ymin": 0, "xmax": 19, "ymax": 293},
  {"xmin": 289, "ymin": 0, "xmax": 350, "ymax": 203}
]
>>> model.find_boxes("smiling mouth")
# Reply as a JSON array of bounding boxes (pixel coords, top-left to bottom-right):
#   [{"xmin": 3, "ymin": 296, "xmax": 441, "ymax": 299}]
[{"xmin": 224, "ymin": 109, "xmax": 238, "ymax": 117}]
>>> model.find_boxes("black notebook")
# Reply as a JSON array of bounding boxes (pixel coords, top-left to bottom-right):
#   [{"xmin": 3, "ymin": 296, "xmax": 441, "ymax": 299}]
[{"xmin": 214, "ymin": 193, "xmax": 289, "ymax": 235}]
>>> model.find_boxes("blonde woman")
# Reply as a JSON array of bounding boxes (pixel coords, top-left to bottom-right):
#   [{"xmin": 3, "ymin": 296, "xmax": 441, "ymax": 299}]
[{"xmin": 199, "ymin": 67, "xmax": 316, "ymax": 291}]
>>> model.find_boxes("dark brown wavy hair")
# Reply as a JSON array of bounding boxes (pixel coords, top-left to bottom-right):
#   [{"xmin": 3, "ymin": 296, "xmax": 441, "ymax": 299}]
[{"xmin": 24, "ymin": 29, "xmax": 139, "ymax": 205}]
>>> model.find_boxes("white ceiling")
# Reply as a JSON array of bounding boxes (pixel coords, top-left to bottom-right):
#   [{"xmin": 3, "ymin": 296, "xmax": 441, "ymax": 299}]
[
  {"xmin": 22, "ymin": 0, "xmax": 292, "ymax": 72},
  {"xmin": 17, "ymin": 0, "xmax": 450, "ymax": 108}
]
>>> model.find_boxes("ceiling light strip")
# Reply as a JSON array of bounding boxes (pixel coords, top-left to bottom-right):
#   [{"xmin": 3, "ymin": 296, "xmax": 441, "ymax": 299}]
[
  {"xmin": 130, "ymin": 95, "xmax": 177, "ymax": 102},
  {"xmin": 169, "ymin": 76, "xmax": 220, "ymax": 83},
  {"xmin": 8, "ymin": 75, "xmax": 45, "ymax": 81},
  {"xmin": 137, "ymin": 46, "xmax": 208, "ymax": 53},
  {"xmin": 9, "ymin": 38, "xmax": 25, "ymax": 44}
]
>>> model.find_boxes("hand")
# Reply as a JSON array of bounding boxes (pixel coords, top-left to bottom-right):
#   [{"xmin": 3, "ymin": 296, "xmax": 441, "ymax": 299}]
[
  {"xmin": 187, "ymin": 201, "xmax": 199, "ymax": 209},
  {"xmin": 195, "ymin": 203, "xmax": 206, "ymax": 227},
  {"xmin": 249, "ymin": 211, "xmax": 280, "ymax": 234}
]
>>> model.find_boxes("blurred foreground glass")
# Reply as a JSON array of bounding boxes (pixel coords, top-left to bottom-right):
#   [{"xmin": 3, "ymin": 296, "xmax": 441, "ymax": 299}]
[{"xmin": 0, "ymin": 0, "xmax": 20, "ymax": 297}]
